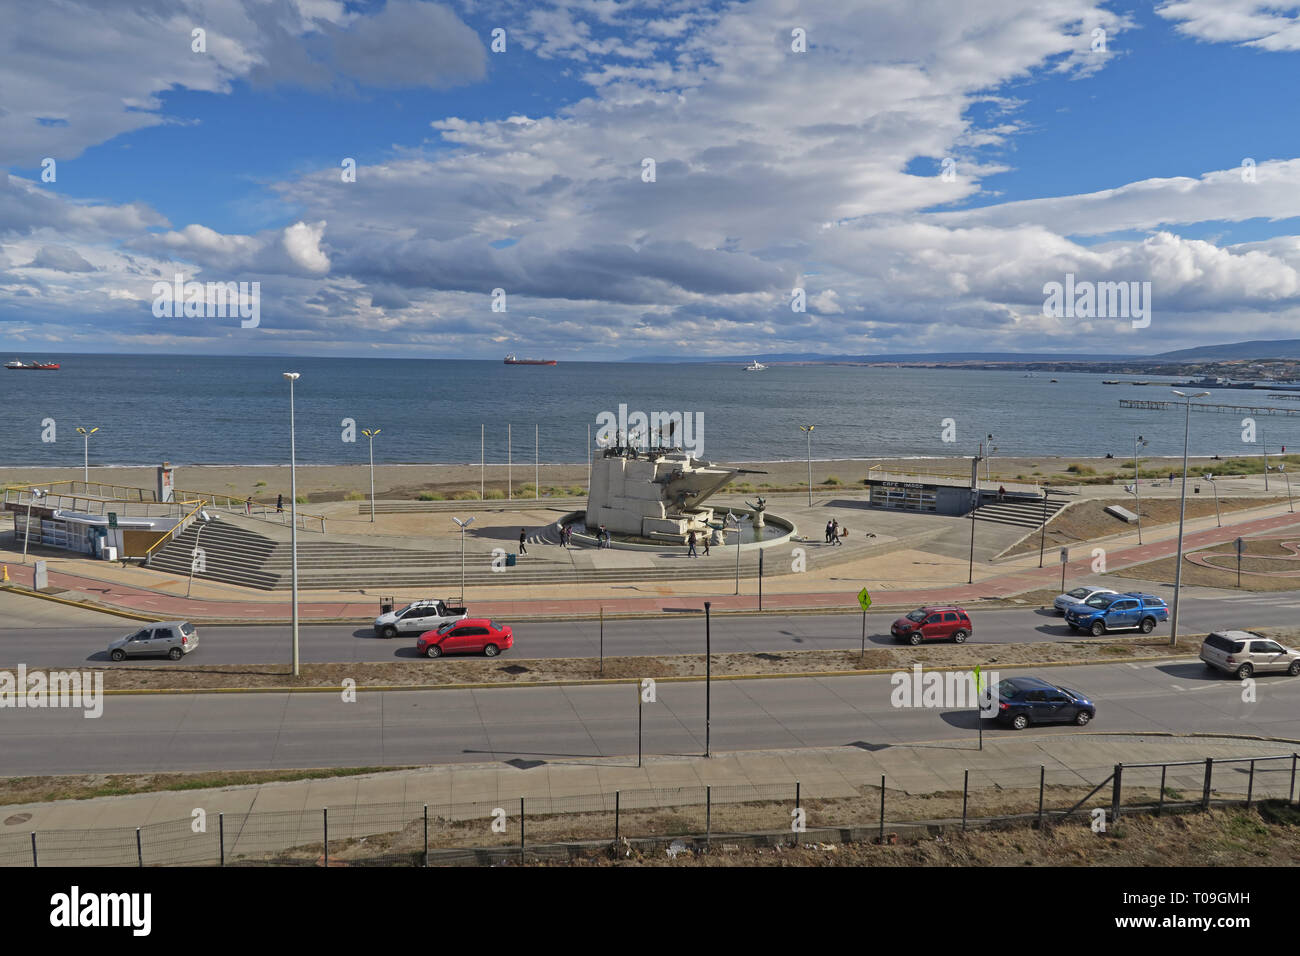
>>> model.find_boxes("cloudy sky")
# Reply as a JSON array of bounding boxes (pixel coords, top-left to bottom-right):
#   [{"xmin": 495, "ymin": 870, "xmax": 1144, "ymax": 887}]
[{"xmin": 3, "ymin": 0, "xmax": 1300, "ymax": 360}]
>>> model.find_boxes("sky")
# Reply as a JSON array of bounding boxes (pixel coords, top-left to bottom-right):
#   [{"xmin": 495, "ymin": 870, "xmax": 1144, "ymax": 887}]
[{"xmin": 3, "ymin": 0, "xmax": 1300, "ymax": 360}]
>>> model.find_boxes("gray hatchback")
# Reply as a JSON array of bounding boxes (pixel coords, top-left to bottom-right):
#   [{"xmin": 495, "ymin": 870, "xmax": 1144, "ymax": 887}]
[{"xmin": 108, "ymin": 621, "xmax": 199, "ymax": 661}]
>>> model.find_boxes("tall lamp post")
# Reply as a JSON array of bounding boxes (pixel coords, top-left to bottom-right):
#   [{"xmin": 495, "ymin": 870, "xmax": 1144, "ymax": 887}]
[
  {"xmin": 1169, "ymin": 390, "xmax": 1209, "ymax": 648},
  {"xmin": 22, "ymin": 488, "xmax": 46, "ymax": 563},
  {"xmin": 1206, "ymin": 473, "xmax": 1221, "ymax": 527},
  {"xmin": 726, "ymin": 510, "xmax": 742, "ymax": 595},
  {"xmin": 76, "ymin": 426, "xmax": 99, "ymax": 484},
  {"xmin": 451, "ymin": 516, "xmax": 475, "ymax": 606},
  {"xmin": 985, "ymin": 434, "xmax": 995, "ymax": 484},
  {"xmin": 799, "ymin": 424, "xmax": 815, "ymax": 507},
  {"xmin": 361, "ymin": 428, "xmax": 381, "ymax": 522},
  {"xmin": 1132, "ymin": 434, "xmax": 1148, "ymax": 544},
  {"xmin": 187, "ymin": 510, "xmax": 212, "ymax": 598},
  {"xmin": 1281, "ymin": 464, "xmax": 1295, "ymax": 513},
  {"xmin": 283, "ymin": 371, "xmax": 302, "ymax": 677}
]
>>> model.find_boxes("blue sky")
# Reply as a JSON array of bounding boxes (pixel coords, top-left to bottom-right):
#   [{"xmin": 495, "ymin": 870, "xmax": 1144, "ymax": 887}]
[{"xmin": 4, "ymin": 0, "xmax": 1300, "ymax": 360}]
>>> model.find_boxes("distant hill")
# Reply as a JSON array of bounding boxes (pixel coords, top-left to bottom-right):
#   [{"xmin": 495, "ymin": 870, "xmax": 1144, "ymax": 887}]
[{"xmin": 1148, "ymin": 339, "xmax": 1300, "ymax": 361}]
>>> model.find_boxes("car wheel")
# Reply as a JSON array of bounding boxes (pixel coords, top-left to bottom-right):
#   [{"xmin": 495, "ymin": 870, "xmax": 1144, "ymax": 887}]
[
  {"xmin": 1090, "ymin": 621, "xmax": 1106, "ymax": 637},
  {"xmin": 483, "ymin": 643, "xmax": 499, "ymax": 657},
  {"xmin": 908, "ymin": 633, "xmax": 922, "ymax": 646},
  {"xmin": 110, "ymin": 649, "xmax": 126, "ymax": 662},
  {"xmin": 1235, "ymin": 663, "xmax": 1253, "ymax": 680},
  {"xmin": 1075, "ymin": 710, "xmax": 1092, "ymax": 726},
  {"xmin": 382, "ymin": 625, "xmax": 398, "ymax": 639},
  {"xmin": 425, "ymin": 645, "xmax": 442, "ymax": 659},
  {"xmin": 1012, "ymin": 714, "xmax": 1029, "ymax": 730},
  {"xmin": 1288, "ymin": 660, "xmax": 1300, "ymax": 677},
  {"xmin": 168, "ymin": 647, "xmax": 183, "ymax": 660},
  {"xmin": 1139, "ymin": 617, "xmax": 1155, "ymax": 634},
  {"xmin": 952, "ymin": 630, "xmax": 968, "ymax": 644}
]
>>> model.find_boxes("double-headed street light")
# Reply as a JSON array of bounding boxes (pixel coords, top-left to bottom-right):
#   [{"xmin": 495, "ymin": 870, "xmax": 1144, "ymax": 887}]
[
  {"xmin": 799, "ymin": 424, "xmax": 815, "ymax": 506},
  {"xmin": 283, "ymin": 372, "xmax": 301, "ymax": 677},
  {"xmin": 1280, "ymin": 463, "xmax": 1295, "ymax": 513},
  {"xmin": 76, "ymin": 426, "xmax": 99, "ymax": 484},
  {"xmin": 451, "ymin": 516, "xmax": 475, "ymax": 606},
  {"xmin": 361, "ymin": 428, "xmax": 381, "ymax": 522},
  {"xmin": 1132, "ymin": 434, "xmax": 1148, "ymax": 544},
  {"xmin": 22, "ymin": 488, "xmax": 46, "ymax": 563},
  {"xmin": 1205, "ymin": 473, "xmax": 1221, "ymax": 527},
  {"xmin": 1169, "ymin": 390, "xmax": 1209, "ymax": 648},
  {"xmin": 187, "ymin": 510, "xmax": 212, "ymax": 598}
]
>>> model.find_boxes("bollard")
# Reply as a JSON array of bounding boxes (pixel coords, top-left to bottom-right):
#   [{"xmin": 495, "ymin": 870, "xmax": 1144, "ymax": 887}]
[
  {"xmin": 1110, "ymin": 764, "xmax": 1123, "ymax": 824},
  {"xmin": 1202, "ymin": 758, "xmax": 1214, "ymax": 810},
  {"xmin": 1037, "ymin": 766, "xmax": 1045, "ymax": 829},
  {"xmin": 30, "ymin": 832, "xmax": 37, "ymax": 868},
  {"xmin": 1247, "ymin": 760, "xmax": 1255, "ymax": 808},
  {"xmin": 219, "ymin": 812, "xmax": 224, "ymax": 867},
  {"xmin": 136, "ymin": 828, "xmax": 143, "ymax": 868},
  {"xmin": 1157, "ymin": 766, "xmax": 1167, "ymax": 817}
]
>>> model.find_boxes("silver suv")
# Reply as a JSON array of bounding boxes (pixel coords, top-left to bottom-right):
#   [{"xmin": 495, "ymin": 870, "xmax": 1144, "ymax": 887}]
[
  {"xmin": 1200, "ymin": 630, "xmax": 1300, "ymax": 680},
  {"xmin": 108, "ymin": 621, "xmax": 199, "ymax": 661}
]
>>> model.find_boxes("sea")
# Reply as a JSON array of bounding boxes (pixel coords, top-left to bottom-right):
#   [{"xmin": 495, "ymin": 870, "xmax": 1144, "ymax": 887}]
[{"xmin": 0, "ymin": 355, "xmax": 1277, "ymax": 467}]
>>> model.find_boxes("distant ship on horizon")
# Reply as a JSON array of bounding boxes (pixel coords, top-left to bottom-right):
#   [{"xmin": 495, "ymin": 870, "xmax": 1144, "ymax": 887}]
[
  {"xmin": 5, "ymin": 359, "xmax": 59, "ymax": 370},
  {"xmin": 504, "ymin": 354, "xmax": 557, "ymax": 365}
]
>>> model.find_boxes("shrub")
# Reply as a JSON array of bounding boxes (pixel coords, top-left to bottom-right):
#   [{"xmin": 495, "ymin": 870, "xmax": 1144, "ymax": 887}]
[
  {"xmin": 451, "ymin": 491, "xmax": 479, "ymax": 500},
  {"xmin": 824, "ymin": 475, "xmax": 842, "ymax": 485},
  {"xmin": 417, "ymin": 492, "xmax": 445, "ymax": 501},
  {"xmin": 567, "ymin": 485, "xmax": 586, "ymax": 496},
  {"xmin": 485, "ymin": 489, "xmax": 506, "ymax": 500},
  {"xmin": 254, "ymin": 481, "xmax": 267, "ymax": 488},
  {"xmin": 1065, "ymin": 464, "xmax": 1095, "ymax": 475},
  {"xmin": 343, "ymin": 491, "xmax": 365, "ymax": 501},
  {"xmin": 294, "ymin": 495, "xmax": 308, "ymax": 504}
]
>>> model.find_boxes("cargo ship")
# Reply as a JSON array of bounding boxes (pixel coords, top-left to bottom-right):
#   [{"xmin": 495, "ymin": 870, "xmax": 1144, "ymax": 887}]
[
  {"xmin": 5, "ymin": 360, "xmax": 59, "ymax": 370},
  {"xmin": 504, "ymin": 354, "xmax": 557, "ymax": 366}
]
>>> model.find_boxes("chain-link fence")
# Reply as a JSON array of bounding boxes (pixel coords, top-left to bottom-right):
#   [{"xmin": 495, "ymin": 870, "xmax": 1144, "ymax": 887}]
[{"xmin": 2, "ymin": 752, "xmax": 1295, "ymax": 866}]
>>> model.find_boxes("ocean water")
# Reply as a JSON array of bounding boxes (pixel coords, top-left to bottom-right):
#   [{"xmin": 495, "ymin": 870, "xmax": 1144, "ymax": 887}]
[{"xmin": 0, "ymin": 355, "xmax": 1277, "ymax": 466}]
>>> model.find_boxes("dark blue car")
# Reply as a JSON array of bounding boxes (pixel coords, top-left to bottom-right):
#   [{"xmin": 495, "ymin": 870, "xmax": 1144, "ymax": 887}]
[{"xmin": 994, "ymin": 676, "xmax": 1096, "ymax": 730}]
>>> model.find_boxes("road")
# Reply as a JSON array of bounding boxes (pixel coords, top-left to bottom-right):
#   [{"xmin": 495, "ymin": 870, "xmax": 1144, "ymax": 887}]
[
  {"xmin": 1, "ymin": 658, "xmax": 1298, "ymax": 774},
  {"xmin": 2, "ymin": 589, "xmax": 1298, "ymax": 668}
]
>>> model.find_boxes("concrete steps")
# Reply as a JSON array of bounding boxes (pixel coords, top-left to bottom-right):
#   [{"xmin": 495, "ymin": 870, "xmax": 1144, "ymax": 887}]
[{"xmin": 973, "ymin": 497, "xmax": 1066, "ymax": 529}]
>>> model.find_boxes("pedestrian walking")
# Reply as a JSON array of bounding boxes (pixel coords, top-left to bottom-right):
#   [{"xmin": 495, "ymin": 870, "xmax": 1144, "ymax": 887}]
[
  {"xmin": 998, "ymin": 485, "xmax": 1006, "ymax": 502},
  {"xmin": 519, "ymin": 528, "xmax": 527, "ymax": 555},
  {"xmin": 825, "ymin": 519, "xmax": 834, "ymax": 543},
  {"xmin": 687, "ymin": 529, "xmax": 698, "ymax": 557},
  {"xmin": 830, "ymin": 518, "xmax": 840, "ymax": 545},
  {"xmin": 559, "ymin": 524, "xmax": 568, "ymax": 548},
  {"xmin": 276, "ymin": 494, "xmax": 283, "ymax": 513},
  {"xmin": 245, "ymin": 497, "xmax": 252, "ymax": 515},
  {"xmin": 703, "ymin": 530, "xmax": 711, "ymax": 556}
]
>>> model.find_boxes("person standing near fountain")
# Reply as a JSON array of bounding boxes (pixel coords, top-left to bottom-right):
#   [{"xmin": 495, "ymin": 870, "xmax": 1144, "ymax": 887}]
[{"xmin": 687, "ymin": 529, "xmax": 698, "ymax": 557}]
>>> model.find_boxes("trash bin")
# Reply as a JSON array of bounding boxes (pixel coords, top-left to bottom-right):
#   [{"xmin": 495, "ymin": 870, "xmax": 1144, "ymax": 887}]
[{"xmin": 505, "ymin": 553, "xmax": 517, "ymax": 567}]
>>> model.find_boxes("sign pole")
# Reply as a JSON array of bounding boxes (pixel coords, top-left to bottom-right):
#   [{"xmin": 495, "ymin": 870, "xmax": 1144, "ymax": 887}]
[
  {"xmin": 857, "ymin": 587, "xmax": 872, "ymax": 664},
  {"xmin": 1060, "ymin": 546, "xmax": 1068, "ymax": 593}
]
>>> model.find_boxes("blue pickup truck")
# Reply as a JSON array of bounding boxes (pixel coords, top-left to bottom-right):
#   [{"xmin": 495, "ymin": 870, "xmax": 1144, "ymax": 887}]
[{"xmin": 1064, "ymin": 592, "xmax": 1169, "ymax": 635}]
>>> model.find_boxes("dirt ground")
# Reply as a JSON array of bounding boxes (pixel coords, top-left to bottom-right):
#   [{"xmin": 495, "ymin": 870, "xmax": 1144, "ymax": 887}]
[
  {"xmin": 1120, "ymin": 538, "xmax": 1300, "ymax": 592},
  {"xmin": 82, "ymin": 635, "xmax": 1196, "ymax": 692}
]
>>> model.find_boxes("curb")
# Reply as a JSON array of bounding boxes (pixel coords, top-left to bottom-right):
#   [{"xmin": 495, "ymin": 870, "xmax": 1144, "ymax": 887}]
[{"xmin": 0, "ymin": 585, "xmax": 158, "ymax": 622}]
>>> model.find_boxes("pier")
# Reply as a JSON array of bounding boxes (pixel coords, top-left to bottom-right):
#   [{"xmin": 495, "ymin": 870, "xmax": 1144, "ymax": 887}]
[{"xmin": 1120, "ymin": 399, "xmax": 1300, "ymax": 416}]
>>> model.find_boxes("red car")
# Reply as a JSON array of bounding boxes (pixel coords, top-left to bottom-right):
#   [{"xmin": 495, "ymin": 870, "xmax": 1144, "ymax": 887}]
[
  {"xmin": 417, "ymin": 618, "xmax": 513, "ymax": 658},
  {"xmin": 890, "ymin": 606, "xmax": 973, "ymax": 645}
]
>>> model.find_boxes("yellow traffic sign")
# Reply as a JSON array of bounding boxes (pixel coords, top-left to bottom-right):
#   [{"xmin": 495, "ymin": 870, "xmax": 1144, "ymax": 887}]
[{"xmin": 857, "ymin": 587, "xmax": 872, "ymax": 611}]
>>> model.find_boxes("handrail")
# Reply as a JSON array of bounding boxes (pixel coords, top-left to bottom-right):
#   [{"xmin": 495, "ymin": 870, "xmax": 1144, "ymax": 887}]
[
  {"xmin": 173, "ymin": 487, "xmax": 326, "ymax": 533},
  {"xmin": 142, "ymin": 498, "xmax": 207, "ymax": 565}
]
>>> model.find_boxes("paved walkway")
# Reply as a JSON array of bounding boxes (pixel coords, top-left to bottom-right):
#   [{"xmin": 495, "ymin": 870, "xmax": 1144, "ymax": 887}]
[{"xmin": 5, "ymin": 502, "xmax": 1300, "ymax": 622}]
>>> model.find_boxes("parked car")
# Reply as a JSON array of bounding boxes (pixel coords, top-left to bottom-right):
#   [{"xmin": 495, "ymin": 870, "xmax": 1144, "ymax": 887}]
[
  {"xmin": 890, "ymin": 606, "xmax": 973, "ymax": 645},
  {"xmin": 417, "ymin": 618, "xmax": 513, "ymax": 658},
  {"xmin": 1053, "ymin": 585, "xmax": 1118, "ymax": 614},
  {"xmin": 1200, "ymin": 631, "xmax": 1300, "ymax": 680},
  {"xmin": 374, "ymin": 599, "xmax": 468, "ymax": 638},
  {"xmin": 994, "ymin": 676, "xmax": 1096, "ymax": 730},
  {"xmin": 1064, "ymin": 592, "xmax": 1168, "ymax": 635},
  {"xmin": 108, "ymin": 621, "xmax": 199, "ymax": 661}
]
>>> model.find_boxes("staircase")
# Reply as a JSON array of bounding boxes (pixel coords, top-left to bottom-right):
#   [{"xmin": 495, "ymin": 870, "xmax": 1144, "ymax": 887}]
[{"xmin": 972, "ymin": 495, "xmax": 1067, "ymax": 529}]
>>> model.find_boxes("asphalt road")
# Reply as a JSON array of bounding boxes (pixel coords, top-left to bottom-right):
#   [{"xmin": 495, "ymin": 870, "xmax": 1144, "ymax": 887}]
[
  {"xmin": 2, "ymin": 589, "xmax": 1298, "ymax": 668},
  {"xmin": 2, "ymin": 658, "xmax": 1298, "ymax": 774}
]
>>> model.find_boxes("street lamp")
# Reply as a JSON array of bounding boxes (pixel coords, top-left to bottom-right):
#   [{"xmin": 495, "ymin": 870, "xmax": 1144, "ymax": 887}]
[
  {"xmin": 1281, "ymin": 464, "xmax": 1295, "ymax": 513},
  {"xmin": 361, "ymin": 428, "xmax": 381, "ymax": 522},
  {"xmin": 1132, "ymin": 434, "xmax": 1148, "ymax": 544},
  {"xmin": 187, "ymin": 510, "xmax": 212, "ymax": 598},
  {"xmin": 726, "ymin": 510, "xmax": 743, "ymax": 595},
  {"xmin": 1124, "ymin": 483, "xmax": 1142, "ymax": 545},
  {"xmin": 1206, "ymin": 473, "xmax": 1221, "ymax": 527},
  {"xmin": 22, "ymin": 488, "xmax": 46, "ymax": 563},
  {"xmin": 283, "ymin": 371, "xmax": 301, "ymax": 677},
  {"xmin": 985, "ymin": 434, "xmax": 995, "ymax": 484},
  {"xmin": 1168, "ymin": 390, "xmax": 1209, "ymax": 648},
  {"xmin": 75, "ymin": 426, "xmax": 99, "ymax": 485},
  {"xmin": 451, "ymin": 516, "xmax": 475, "ymax": 606},
  {"xmin": 799, "ymin": 424, "xmax": 815, "ymax": 507}
]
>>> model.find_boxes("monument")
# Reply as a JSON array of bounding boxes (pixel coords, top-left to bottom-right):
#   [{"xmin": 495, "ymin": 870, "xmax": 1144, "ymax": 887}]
[{"xmin": 586, "ymin": 448, "xmax": 737, "ymax": 542}]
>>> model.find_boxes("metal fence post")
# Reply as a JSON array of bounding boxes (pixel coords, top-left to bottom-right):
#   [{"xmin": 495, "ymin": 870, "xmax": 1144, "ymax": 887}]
[
  {"xmin": 520, "ymin": 797, "xmax": 525, "ymax": 864},
  {"xmin": 30, "ymin": 832, "xmax": 37, "ymax": 868},
  {"xmin": 962, "ymin": 770, "xmax": 968, "ymax": 831},
  {"xmin": 794, "ymin": 781, "xmax": 801, "ymax": 846},
  {"xmin": 1292, "ymin": 754, "xmax": 1297, "ymax": 806},
  {"xmin": 878, "ymin": 775, "xmax": 885, "ymax": 844},
  {"xmin": 1202, "ymin": 758, "xmax": 1213, "ymax": 810},
  {"xmin": 1157, "ymin": 766, "xmax": 1167, "ymax": 816},
  {"xmin": 1247, "ymin": 760, "xmax": 1255, "ymax": 808},
  {"xmin": 136, "ymin": 828, "xmax": 143, "ymax": 867},
  {"xmin": 615, "ymin": 791, "xmax": 620, "ymax": 844},
  {"xmin": 219, "ymin": 812, "xmax": 224, "ymax": 867},
  {"xmin": 1037, "ymin": 766, "xmax": 1045, "ymax": 828},
  {"xmin": 423, "ymin": 805, "xmax": 429, "ymax": 867},
  {"xmin": 706, "ymin": 786, "xmax": 712, "ymax": 849},
  {"xmin": 1110, "ymin": 764, "xmax": 1123, "ymax": 824},
  {"xmin": 323, "ymin": 808, "xmax": 328, "ymax": 868}
]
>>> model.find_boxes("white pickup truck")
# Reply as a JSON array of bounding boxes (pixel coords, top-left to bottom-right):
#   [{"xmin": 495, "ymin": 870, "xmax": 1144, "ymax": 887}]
[{"xmin": 373, "ymin": 599, "xmax": 469, "ymax": 638}]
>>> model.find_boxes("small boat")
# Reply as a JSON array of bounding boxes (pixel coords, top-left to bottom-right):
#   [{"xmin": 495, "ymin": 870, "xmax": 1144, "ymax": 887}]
[
  {"xmin": 744, "ymin": 359, "xmax": 768, "ymax": 371},
  {"xmin": 5, "ymin": 360, "xmax": 59, "ymax": 370},
  {"xmin": 504, "ymin": 354, "xmax": 557, "ymax": 366}
]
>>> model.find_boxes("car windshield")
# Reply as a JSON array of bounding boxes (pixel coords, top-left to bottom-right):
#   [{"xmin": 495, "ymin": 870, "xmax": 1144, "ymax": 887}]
[
  {"xmin": 1066, "ymin": 588, "xmax": 1090, "ymax": 599},
  {"xmin": 906, "ymin": 610, "xmax": 927, "ymax": 622},
  {"xmin": 993, "ymin": 680, "xmax": 1017, "ymax": 699},
  {"xmin": 1057, "ymin": 685, "xmax": 1084, "ymax": 700},
  {"xmin": 1084, "ymin": 594, "xmax": 1113, "ymax": 608},
  {"xmin": 437, "ymin": 621, "xmax": 457, "ymax": 632}
]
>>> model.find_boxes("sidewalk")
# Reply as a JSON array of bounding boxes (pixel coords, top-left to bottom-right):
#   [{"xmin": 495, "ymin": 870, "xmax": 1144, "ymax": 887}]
[{"xmin": 5, "ymin": 502, "xmax": 1300, "ymax": 623}]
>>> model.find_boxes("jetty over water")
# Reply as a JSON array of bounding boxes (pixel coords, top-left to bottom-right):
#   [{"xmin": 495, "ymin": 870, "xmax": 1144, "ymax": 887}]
[{"xmin": 1120, "ymin": 399, "xmax": 1300, "ymax": 417}]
